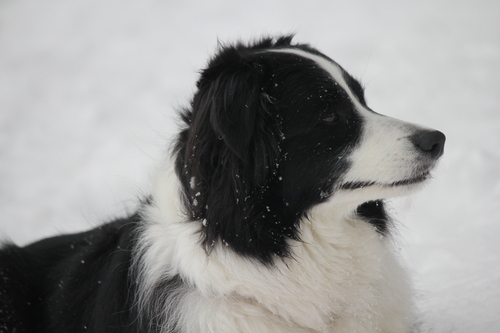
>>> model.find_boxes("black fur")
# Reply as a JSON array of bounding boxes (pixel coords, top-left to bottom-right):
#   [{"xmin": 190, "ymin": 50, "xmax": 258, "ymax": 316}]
[
  {"xmin": 0, "ymin": 215, "xmax": 151, "ymax": 333},
  {"xmin": 356, "ymin": 200, "xmax": 389, "ymax": 234}
]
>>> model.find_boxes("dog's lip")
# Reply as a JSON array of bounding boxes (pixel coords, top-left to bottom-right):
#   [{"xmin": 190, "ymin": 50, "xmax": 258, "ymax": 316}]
[
  {"xmin": 340, "ymin": 171, "xmax": 431, "ymax": 190},
  {"xmin": 386, "ymin": 171, "xmax": 430, "ymax": 187}
]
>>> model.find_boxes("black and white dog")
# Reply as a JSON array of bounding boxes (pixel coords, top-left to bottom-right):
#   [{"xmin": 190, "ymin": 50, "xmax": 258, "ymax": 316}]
[{"xmin": 0, "ymin": 36, "xmax": 445, "ymax": 332}]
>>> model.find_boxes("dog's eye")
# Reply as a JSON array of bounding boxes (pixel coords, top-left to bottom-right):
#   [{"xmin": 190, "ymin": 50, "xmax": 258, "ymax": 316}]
[{"xmin": 323, "ymin": 114, "xmax": 337, "ymax": 123}]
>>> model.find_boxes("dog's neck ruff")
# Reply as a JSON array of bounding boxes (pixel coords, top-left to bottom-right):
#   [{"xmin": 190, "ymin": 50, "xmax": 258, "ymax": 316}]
[
  {"xmin": 135, "ymin": 160, "xmax": 411, "ymax": 332},
  {"xmin": 269, "ymin": 49, "xmax": 356, "ymax": 101}
]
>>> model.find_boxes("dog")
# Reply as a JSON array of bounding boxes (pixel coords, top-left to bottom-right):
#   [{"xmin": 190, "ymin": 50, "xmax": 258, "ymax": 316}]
[{"xmin": 0, "ymin": 36, "xmax": 445, "ymax": 333}]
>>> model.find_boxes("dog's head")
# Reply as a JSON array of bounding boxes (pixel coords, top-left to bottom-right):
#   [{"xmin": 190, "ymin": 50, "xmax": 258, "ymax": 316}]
[{"xmin": 174, "ymin": 36, "xmax": 445, "ymax": 263}]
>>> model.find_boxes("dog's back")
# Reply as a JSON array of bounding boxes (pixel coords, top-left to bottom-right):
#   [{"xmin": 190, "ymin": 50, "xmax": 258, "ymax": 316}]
[{"xmin": 0, "ymin": 216, "xmax": 144, "ymax": 333}]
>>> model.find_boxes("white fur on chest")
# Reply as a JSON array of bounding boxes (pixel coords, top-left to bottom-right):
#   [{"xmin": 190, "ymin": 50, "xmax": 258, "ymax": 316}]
[{"xmin": 135, "ymin": 165, "xmax": 412, "ymax": 332}]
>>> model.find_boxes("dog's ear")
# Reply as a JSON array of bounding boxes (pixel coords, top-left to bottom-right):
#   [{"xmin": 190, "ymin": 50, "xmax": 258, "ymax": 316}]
[
  {"xmin": 196, "ymin": 53, "xmax": 263, "ymax": 160},
  {"xmin": 194, "ymin": 49, "xmax": 279, "ymax": 185}
]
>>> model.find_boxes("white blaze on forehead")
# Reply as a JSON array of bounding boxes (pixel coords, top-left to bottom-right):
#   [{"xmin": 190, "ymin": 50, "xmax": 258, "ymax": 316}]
[{"xmin": 268, "ymin": 48, "xmax": 368, "ymax": 114}]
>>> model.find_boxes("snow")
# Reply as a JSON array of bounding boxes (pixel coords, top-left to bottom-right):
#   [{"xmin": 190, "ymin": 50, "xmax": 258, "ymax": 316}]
[{"xmin": 1, "ymin": 0, "xmax": 499, "ymax": 331}]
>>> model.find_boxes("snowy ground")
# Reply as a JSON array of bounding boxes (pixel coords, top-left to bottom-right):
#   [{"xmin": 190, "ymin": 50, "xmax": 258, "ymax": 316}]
[{"xmin": 1, "ymin": 0, "xmax": 499, "ymax": 331}]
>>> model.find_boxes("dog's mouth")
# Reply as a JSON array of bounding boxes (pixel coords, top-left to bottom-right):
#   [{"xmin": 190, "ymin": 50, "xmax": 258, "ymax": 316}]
[{"xmin": 341, "ymin": 171, "xmax": 430, "ymax": 190}]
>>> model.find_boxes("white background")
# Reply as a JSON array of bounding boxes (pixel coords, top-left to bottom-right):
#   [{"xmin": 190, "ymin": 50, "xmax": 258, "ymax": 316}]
[{"xmin": 1, "ymin": 1, "xmax": 499, "ymax": 331}]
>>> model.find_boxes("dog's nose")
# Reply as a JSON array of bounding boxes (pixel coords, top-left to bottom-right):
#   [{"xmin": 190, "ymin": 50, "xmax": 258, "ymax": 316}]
[{"xmin": 411, "ymin": 130, "xmax": 446, "ymax": 159}]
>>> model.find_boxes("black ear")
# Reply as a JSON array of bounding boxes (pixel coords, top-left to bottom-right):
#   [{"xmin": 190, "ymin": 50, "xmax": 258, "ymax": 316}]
[
  {"xmin": 198, "ymin": 55, "xmax": 263, "ymax": 161},
  {"xmin": 194, "ymin": 49, "xmax": 280, "ymax": 185}
]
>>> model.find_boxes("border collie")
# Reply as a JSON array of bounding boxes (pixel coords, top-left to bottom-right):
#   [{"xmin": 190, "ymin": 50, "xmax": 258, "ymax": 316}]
[{"xmin": 0, "ymin": 36, "xmax": 445, "ymax": 333}]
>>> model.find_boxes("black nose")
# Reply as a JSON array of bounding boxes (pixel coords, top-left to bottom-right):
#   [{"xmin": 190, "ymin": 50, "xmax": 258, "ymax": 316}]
[{"xmin": 411, "ymin": 130, "xmax": 446, "ymax": 159}]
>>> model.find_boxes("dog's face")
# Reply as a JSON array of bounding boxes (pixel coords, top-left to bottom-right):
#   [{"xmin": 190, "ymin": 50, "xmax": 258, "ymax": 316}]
[
  {"xmin": 271, "ymin": 49, "xmax": 445, "ymax": 206},
  {"xmin": 175, "ymin": 37, "xmax": 445, "ymax": 263}
]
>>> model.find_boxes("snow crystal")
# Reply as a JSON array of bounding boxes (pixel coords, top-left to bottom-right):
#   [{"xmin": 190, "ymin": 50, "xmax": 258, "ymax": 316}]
[{"xmin": 320, "ymin": 191, "xmax": 329, "ymax": 199}]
